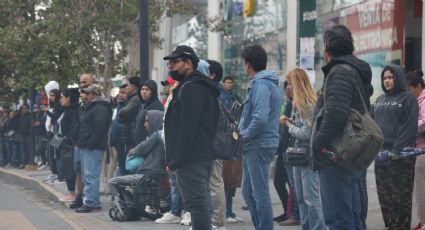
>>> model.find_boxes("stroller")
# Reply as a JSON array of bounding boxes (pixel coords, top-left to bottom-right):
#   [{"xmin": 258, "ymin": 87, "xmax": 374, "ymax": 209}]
[{"xmin": 109, "ymin": 169, "xmax": 171, "ymax": 221}]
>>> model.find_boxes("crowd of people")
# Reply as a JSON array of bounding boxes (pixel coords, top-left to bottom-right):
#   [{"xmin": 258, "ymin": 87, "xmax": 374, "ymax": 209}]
[{"xmin": 1, "ymin": 24, "xmax": 425, "ymax": 230}]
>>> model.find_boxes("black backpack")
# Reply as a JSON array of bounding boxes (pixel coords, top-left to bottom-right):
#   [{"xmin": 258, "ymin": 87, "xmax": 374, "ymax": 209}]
[{"xmin": 178, "ymin": 81, "xmax": 243, "ymax": 161}]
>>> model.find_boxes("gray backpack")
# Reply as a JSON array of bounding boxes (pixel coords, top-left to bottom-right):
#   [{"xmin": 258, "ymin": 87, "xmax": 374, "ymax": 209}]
[{"xmin": 311, "ymin": 64, "xmax": 384, "ymax": 171}]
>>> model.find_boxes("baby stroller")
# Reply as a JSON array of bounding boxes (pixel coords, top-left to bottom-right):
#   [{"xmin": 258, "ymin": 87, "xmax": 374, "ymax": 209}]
[{"xmin": 109, "ymin": 169, "xmax": 170, "ymax": 221}]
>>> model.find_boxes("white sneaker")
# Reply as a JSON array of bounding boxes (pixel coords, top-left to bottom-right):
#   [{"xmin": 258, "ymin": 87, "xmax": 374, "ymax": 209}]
[
  {"xmin": 180, "ymin": 212, "xmax": 191, "ymax": 226},
  {"xmin": 226, "ymin": 217, "xmax": 238, "ymax": 223},
  {"xmin": 212, "ymin": 225, "xmax": 227, "ymax": 230},
  {"xmin": 155, "ymin": 212, "xmax": 181, "ymax": 224},
  {"xmin": 38, "ymin": 164, "xmax": 48, "ymax": 171},
  {"xmin": 234, "ymin": 216, "xmax": 243, "ymax": 222},
  {"xmin": 145, "ymin": 205, "xmax": 156, "ymax": 214}
]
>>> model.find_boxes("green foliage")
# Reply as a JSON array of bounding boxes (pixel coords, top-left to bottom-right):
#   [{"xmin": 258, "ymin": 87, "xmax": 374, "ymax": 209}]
[{"xmin": 0, "ymin": 0, "xmax": 194, "ymax": 102}]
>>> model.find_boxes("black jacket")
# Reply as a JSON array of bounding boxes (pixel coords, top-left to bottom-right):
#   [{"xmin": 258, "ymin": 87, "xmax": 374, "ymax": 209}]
[
  {"xmin": 134, "ymin": 80, "xmax": 164, "ymax": 144},
  {"xmin": 118, "ymin": 93, "xmax": 140, "ymax": 147},
  {"xmin": 164, "ymin": 71, "xmax": 220, "ymax": 170},
  {"xmin": 76, "ymin": 97, "xmax": 112, "ymax": 150},
  {"xmin": 18, "ymin": 112, "xmax": 32, "ymax": 137},
  {"xmin": 313, "ymin": 55, "xmax": 373, "ymax": 154},
  {"xmin": 371, "ymin": 65, "xmax": 419, "ymax": 153},
  {"xmin": 60, "ymin": 104, "xmax": 79, "ymax": 144}
]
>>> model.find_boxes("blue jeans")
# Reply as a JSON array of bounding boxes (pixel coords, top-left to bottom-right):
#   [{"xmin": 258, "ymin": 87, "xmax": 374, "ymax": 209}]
[
  {"xmin": 241, "ymin": 148, "xmax": 275, "ymax": 230},
  {"xmin": 169, "ymin": 173, "xmax": 183, "ymax": 216},
  {"xmin": 283, "ymin": 161, "xmax": 300, "ymax": 220},
  {"xmin": 80, "ymin": 148, "xmax": 103, "ymax": 208},
  {"xmin": 225, "ymin": 188, "xmax": 236, "ymax": 218},
  {"xmin": 319, "ymin": 166, "xmax": 362, "ymax": 230},
  {"xmin": 293, "ymin": 166, "xmax": 326, "ymax": 230}
]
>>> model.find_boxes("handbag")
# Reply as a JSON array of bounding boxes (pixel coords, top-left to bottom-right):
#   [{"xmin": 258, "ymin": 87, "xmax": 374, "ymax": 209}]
[
  {"xmin": 125, "ymin": 155, "xmax": 144, "ymax": 173},
  {"xmin": 49, "ymin": 134, "xmax": 68, "ymax": 150},
  {"xmin": 285, "ymin": 130, "xmax": 310, "ymax": 167},
  {"xmin": 313, "ymin": 64, "xmax": 384, "ymax": 171}
]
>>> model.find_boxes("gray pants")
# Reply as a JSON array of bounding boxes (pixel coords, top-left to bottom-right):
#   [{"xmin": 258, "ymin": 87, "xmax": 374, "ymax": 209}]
[
  {"xmin": 108, "ymin": 174, "xmax": 144, "ymax": 197},
  {"xmin": 177, "ymin": 161, "xmax": 214, "ymax": 230},
  {"xmin": 210, "ymin": 160, "xmax": 226, "ymax": 227}
]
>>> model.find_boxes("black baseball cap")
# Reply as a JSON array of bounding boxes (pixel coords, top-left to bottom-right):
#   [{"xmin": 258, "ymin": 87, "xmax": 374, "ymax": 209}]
[{"xmin": 163, "ymin": 45, "xmax": 199, "ymax": 65}]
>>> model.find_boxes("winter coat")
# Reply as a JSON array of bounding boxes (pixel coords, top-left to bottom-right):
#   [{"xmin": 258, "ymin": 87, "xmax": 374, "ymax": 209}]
[
  {"xmin": 59, "ymin": 104, "xmax": 79, "ymax": 142},
  {"xmin": 239, "ymin": 70, "xmax": 283, "ymax": 151},
  {"xmin": 164, "ymin": 71, "xmax": 220, "ymax": 170},
  {"xmin": 119, "ymin": 93, "xmax": 141, "ymax": 147},
  {"xmin": 288, "ymin": 104, "xmax": 315, "ymax": 150},
  {"xmin": 312, "ymin": 55, "xmax": 374, "ymax": 156},
  {"xmin": 111, "ymin": 102, "xmax": 125, "ymax": 147},
  {"xmin": 371, "ymin": 65, "xmax": 419, "ymax": 154},
  {"xmin": 134, "ymin": 80, "xmax": 164, "ymax": 144},
  {"xmin": 417, "ymin": 89, "xmax": 425, "ymax": 148},
  {"xmin": 76, "ymin": 96, "xmax": 112, "ymax": 150},
  {"xmin": 18, "ymin": 113, "xmax": 31, "ymax": 137},
  {"xmin": 128, "ymin": 110, "xmax": 165, "ymax": 174}
]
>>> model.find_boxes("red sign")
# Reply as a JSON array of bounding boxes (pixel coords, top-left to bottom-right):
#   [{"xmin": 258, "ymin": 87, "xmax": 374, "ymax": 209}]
[
  {"xmin": 415, "ymin": 0, "xmax": 423, "ymax": 18},
  {"xmin": 343, "ymin": 0, "xmax": 405, "ymax": 55}
]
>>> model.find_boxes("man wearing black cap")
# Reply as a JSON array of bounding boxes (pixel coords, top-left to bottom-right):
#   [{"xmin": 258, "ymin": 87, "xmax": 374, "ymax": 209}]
[
  {"xmin": 119, "ymin": 76, "xmax": 142, "ymax": 156},
  {"xmin": 163, "ymin": 45, "xmax": 220, "ymax": 230}
]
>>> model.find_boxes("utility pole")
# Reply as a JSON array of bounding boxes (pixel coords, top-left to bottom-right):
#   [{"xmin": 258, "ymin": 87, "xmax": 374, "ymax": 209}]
[{"xmin": 139, "ymin": 0, "xmax": 149, "ymax": 83}]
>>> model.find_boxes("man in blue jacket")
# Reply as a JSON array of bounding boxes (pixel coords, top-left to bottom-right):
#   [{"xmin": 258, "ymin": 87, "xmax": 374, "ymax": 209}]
[{"xmin": 239, "ymin": 45, "xmax": 283, "ymax": 230}]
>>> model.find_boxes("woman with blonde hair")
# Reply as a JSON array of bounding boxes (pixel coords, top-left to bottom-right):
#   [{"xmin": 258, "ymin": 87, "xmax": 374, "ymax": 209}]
[{"xmin": 280, "ymin": 68, "xmax": 326, "ymax": 230}]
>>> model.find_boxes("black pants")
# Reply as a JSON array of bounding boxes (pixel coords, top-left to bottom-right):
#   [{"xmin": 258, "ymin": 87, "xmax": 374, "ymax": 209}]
[
  {"xmin": 114, "ymin": 144, "xmax": 128, "ymax": 176},
  {"xmin": 176, "ymin": 161, "xmax": 214, "ymax": 230},
  {"xmin": 274, "ymin": 153, "xmax": 289, "ymax": 214},
  {"xmin": 66, "ymin": 174, "xmax": 76, "ymax": 192}
]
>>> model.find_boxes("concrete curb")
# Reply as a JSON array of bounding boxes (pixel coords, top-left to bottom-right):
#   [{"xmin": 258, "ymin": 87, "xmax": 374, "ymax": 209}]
[{"xmin": 0, "ymin": 168, "xmax": 64, "ymax": 204}]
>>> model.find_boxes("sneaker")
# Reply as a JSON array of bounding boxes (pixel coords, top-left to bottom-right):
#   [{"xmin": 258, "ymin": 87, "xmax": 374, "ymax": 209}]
[
  {"xmin": 212, "ymin": 225, "xmax": 227, "ymax": 230},
  {"xmin": 180, "ymin": 212, "xmax": 191, "ymax": 226},
  {"xmin": 37, "ymin": 164, "xmax": 48, "ymax": 171},
  {"xmin": 75, "ymin": 205, "xmax": 101, "ymax": 213},
  {"xmin": 274, "ymin": 213, "xmax": 287, "ymax": 222},
  {"xmin": 60, "ymin": 193, "xmax": 76, "ymax": 202},
  {"xmin": 145, "ymin": 205, "xmax": 156, "ymax": 214},
  {"xmin": 155, "ymin": 212, "xmax": 181, "ymax": 224},
  {"xmin": 226, "ymin": 217, "xmax": 238, "ymax": 223},
  {"xmin": 43, "ymin": 173, "xmax": 57, "ymax": 182},
  {"xmin": 234, "ymin": 216, "xmax": 243, "ymax": 222},
  {"xmin": 279, "ymin": 217, "xmax": 301, "ymax": 226}
]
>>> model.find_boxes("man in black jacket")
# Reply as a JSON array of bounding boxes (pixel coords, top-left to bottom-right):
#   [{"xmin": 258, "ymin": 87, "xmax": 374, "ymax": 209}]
[
  {"xmin": 75, "ymin": 84, "xmax": 112, "ymax": 213},
  {"xmin": 164, "ymin": 45, "xmax": 219, "ymax": 230},
  {"xmin": 311, "ymin": 24, "xmax": 373, "ymax": 229}
]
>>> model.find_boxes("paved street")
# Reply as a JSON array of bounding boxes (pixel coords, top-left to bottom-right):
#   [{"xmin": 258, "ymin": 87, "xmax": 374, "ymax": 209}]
[{"xmin": 0, "ymin": 162, "xmax": 418, "ymax": 229}]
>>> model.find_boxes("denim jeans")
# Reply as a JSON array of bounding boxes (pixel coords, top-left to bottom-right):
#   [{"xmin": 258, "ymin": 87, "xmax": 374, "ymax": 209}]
[
  {"xmin": 283, "ymin": 161, "xmax": 300, "ymax": 220},
  {"xmin": 169, "ymin": 173, "xmax": 183, "ymax": 216},
  {"xmin": 241, "ymin": 148, "xmax": 275, "ymax": 230},
  {"xmin": 225, "ymin": 187, "xmax": 236, "ymax": 218},
  {"xmin": 319, "ymin": 166, "xmax": 362, "ymax": 230},
  {"xmin": 293, "ymin": 166, "xmax": 326, "ymax": 230},
  {"xmin": 176, "ymin": 160, "xmax": 214, "ymax": 230},
  {"xmin": 80, "ymin": 148, "xmax": 103, "ymax": 208}
]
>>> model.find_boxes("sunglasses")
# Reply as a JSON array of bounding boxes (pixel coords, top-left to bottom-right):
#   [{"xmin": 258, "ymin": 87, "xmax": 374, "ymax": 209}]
[{"xmin": 167, "ymin": 58, "xmax": 185, "ymax": 67}]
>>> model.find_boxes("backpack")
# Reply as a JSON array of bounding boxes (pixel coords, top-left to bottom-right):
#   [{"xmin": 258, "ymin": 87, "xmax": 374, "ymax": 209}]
[{"xmin": 178, "ymin": 81, "xmax": 243, "ymax": 161}]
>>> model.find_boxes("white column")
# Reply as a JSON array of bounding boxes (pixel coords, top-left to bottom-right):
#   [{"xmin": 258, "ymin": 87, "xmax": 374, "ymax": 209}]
[
  {"xmin": 422, "ymin": 0, "xmax": 425, "ymax": 70},
  {"xmin": 286, "ymin": 0, "xmax": 299, "ymax": 74},
  {"xmin": 208, "ymin": 0, "xmax": 221, "ymax": 61}
]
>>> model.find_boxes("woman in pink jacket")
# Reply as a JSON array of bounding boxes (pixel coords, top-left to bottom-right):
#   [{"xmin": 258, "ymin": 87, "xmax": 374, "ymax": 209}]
[{"xmin": 407, "ymin": 70, "xmax": 425, "ymax": 230}]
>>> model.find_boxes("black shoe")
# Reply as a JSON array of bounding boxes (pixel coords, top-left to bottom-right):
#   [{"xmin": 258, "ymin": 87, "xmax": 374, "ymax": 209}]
[
  {"xmin": 274, "ymin": 213, "xmax": 287, "ymax": 222},
  {"xmin": 69, "ymin": 194, "xmax": 83, "ymax": 209},
  {"xmin": 76, "ymin": 205, "xmax": 94, "ymax": 213}
]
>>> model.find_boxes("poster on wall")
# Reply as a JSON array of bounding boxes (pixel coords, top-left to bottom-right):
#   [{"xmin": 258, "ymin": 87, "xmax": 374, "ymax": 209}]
[{"xmin": 300, "ymin": 37, "xmax": 316, "ymax": 86}]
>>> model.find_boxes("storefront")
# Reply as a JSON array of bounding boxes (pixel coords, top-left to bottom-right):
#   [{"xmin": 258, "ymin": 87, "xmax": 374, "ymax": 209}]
[{"xmin": 300, "ymin": 0, "xmax": 423, "ymax": 100}]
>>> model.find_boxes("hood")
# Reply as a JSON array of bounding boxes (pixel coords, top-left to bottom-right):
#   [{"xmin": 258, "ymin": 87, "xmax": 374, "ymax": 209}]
[
  {"xmin": 197, "ymin": 60, "xmax": 210, "ymax": 77},
  {"xmin": 139, "ymin": 80, "xmax": 159, "ymax": 104},
  {"xmin": 381, "ymin": 65, "xmax": 406, "ymax": 95},
  {"xmin": 146, "ymin": 110, "xmax": 164, "ymax": 135},
  {"xmin": 322, "ymin": 54, "xmax": 373, "ymax": 97},
  {"xmin": 44, "ymin": 81, "xmax": 59, "ymax": 96},
  {"xmin": 253, "ymin": 70, "xmax": 280, "ymax": 85},
  {"xmin": 88, "ymin": 96, "xmax": 112, "ymax": 111},
  {"xmin": 184, "ymin": 71, "xmax": 220, "ymax": 97}
]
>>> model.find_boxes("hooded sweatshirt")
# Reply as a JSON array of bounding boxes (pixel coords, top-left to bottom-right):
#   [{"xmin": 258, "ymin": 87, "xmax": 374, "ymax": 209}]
[
  {"xmin": 134, "ymin": 80, "xmax": 164, "ymax": 144},
  {"xmin": 239, "ymin": 70, "xmax": 283, "ymax": 151},
  {"xmin": 164, "ymin": 71, "xmax": 220, "ymax": 170},
  {"xmin": 128, "ymin": 110, "xmax": 165, "ymax": 174},
  {"xmin": 372, "ymin": 65, "xmax": 419, "ymax": 154}
]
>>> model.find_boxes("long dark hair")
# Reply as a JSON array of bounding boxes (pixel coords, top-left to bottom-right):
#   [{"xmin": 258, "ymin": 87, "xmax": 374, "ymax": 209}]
[{"xmin": 49, "ymin": 89, "xmax": 61, "ymax": 107}]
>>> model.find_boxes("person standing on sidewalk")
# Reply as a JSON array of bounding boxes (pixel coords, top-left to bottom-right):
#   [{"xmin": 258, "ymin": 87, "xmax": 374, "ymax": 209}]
[
  {"xmin": 239, "ymin": 45, "xmax": 283, "ymax": 230},
  {"xmin": 281, "ymin": 68, "xmax": 326, "ymax": 230},
  {"xmin": 57, "ymin": 88, "xmax": 80, "ymax": 202},
  {"xmin": 75, "ymin": 84, "xmax": 112, "ymax": 213},
  {"xmin": 110, "ymin": 84, "xmax": 127, "ymax": 176},
  {"xmin": 407, "ymin": 70, "xmax": 425, "ymax": 230},
  {"xmin": 163, "ymin": 45, "xmax": 220, "ymax": 230},
  {"xmin": 311, "ymin": 24, "xmax": 373, "ymax": 230},
  {"xmin": 372, "ymin": 65, "xmax": 418, "ymax": 229}
]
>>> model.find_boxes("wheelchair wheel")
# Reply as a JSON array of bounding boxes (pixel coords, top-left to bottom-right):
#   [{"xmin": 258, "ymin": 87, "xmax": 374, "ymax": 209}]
[
  {"xmin": 109, "ymin": 208, "xmax": 117, "ymax": 221},
  {"xmin": 115, "ymin": 208, "xmax": 129, "ymax": 222}
]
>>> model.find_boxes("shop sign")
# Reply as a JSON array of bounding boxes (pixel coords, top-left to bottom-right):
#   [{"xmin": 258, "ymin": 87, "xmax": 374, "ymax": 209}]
[{"xmin": 344, "ymin": 1, "xmax": 404, "ymax": 55}]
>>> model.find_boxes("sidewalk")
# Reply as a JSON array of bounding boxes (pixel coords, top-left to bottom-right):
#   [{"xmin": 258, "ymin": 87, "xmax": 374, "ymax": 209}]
[{"xmin": 0, "ymin": 163, "xmax": 417, "ymax": 230}]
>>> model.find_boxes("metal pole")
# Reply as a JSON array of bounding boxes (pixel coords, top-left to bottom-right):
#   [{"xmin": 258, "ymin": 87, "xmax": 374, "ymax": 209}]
[{"xmin": 140, "ymin": 0, "xmax": 149, "ymax": 83}]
